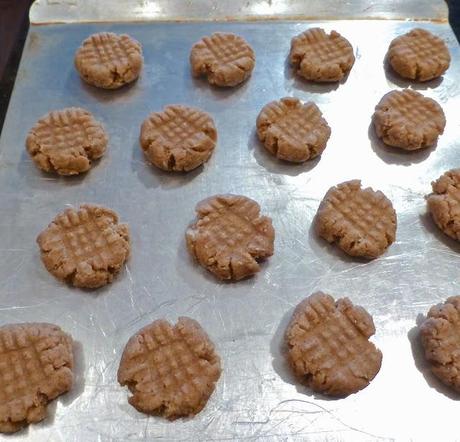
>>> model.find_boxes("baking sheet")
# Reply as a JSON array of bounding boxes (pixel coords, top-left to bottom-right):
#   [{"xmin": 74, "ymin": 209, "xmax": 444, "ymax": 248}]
[
  {"xmin": 29, "ymin": 0, "xmax": 449, "ymax": 23},
  {"xmin": 0, "ymin": 20, "xmax": 459, "ymax": 441}
]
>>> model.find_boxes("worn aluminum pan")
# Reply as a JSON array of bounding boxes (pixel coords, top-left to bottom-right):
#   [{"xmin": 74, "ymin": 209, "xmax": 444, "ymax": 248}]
[
  {"xmin": 29, "ymin": 0, "xmax": 448, "ymax": 24},
  {"xmin": 0, "ymin": 19, "xmax": 459, "ymax": 441}
]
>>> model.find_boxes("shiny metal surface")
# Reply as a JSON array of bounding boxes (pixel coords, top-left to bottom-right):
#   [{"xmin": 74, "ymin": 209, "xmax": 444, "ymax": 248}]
[
  {"xmin": 0, "ymin": 20, "xmax": 459, "ymax": 441},
  {"xmin": 29, "ymin": 0, "xmax": 448, "ymax": 24}
]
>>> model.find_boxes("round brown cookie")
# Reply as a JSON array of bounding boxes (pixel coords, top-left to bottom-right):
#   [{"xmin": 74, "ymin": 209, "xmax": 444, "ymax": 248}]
[
  {"xmin": 256, "ymin": 97, "xmax": 331, "ymax": 162},
  {"xmin": 37, "ymin": 204, "xmax": 130, "ymax": 289},
  {"xmin": 0, "ymin": 323, "xmax": 73, "ymax": 433},
  {"xmin": 426, "ymin": 169, "xmax": 460, "ymax": 241},
  {"xmin": 74, "ymin": 32, "xmax": 143, "ymax": 89},
  {"xmin": 419, "ymin": 296, "xmax": 460, "ymax": 392},
  {"xmin": 387, "ymin": 28, "xmax": 450, "ymax": 81},
  {"xmin": 190, "ymin": 32, "xmax": 255, "ymax": 87},
  {"xmin": 118, "ymin": 317, "xmax": 221, "ymax": 419},
  {"xmin": 285, "ymin": 292, "xmax": 382, "ymax": 397},
  {"xmin": 315, "ymin": 180, "xmax": 397, "ymax": 258},
  {"xmin": 26, "ymin": 107, "xmax": 108, "ymax": 176},
  {"xmin": 373, "ymin": 89, "xmax": 445, "ymax": 151},
  {"xmin": 140, "ymin": 105, "xmax": 217, "ymax": 172},
  {"xmin": 186, "ymin": 194, "xmax": 275, "ymax": 281},
  {"xmin": 290, "ymin": 28, "xmax": 355, "ymax": 82}
]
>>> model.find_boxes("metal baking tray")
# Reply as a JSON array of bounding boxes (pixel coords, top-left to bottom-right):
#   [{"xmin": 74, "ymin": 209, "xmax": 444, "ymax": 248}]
[{"xmin": 1, "ymin": 7, "xmax": 460, "ymax": 441}]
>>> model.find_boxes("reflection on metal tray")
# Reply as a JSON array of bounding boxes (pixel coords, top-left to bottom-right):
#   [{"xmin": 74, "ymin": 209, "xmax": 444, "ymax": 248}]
[
  {"xmin": 29, "ymin": 0, "xmax": 448, "ymax": 23},
  {"xmin": 0, "ymin": 19, "xmax": 459, "ymax": 441}
]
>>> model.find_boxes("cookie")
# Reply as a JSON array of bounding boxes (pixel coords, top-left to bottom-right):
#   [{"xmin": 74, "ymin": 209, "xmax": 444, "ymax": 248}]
[
  {"xmin": 186, "ymin": 194, "xmax": 274, "ymax": 281},
  {"xmin": 140, "ymin": 105, "xmax": 217, "ymax": 172},
  {"xmin": 419, "ymin": 296, "xmax": 460, "ymax": 392},
  {"xmin": 74, "ymin": 32, "xmax": 143, "ymax": 89},
  {"xmin": 290, "ymin": 28, "xmax": 355, "ymax": 82},
  {"xmin": 427, "ymin": 169, "xmax": 460, "ymax": 241},
  {"xmin": 315, "ymin": 180, "xmax": 397, "ymax": 258},
  {"xmin": 373, "ymin": 89, "xmax": 445, "ymax": 151},
  {"xmin": 256, "ymin": 97, "xmax": 331, "ymax": 162},
  {"xmin": 118, "ymin": 317, "xmax": 221, "ymax": 419},
  {"xmin": 190, "ymin": 32, "xmax": 255, "ymax": 87},
  {"xmin": 26, "ymin": 108, "xmax": 108, "ymax": 176},
  {"xmin": 387, "ymin": 28, "xmax": 450, "ymax": 81},
  {"xmin": 0, "ymin": 323, "xmax": 73, "ymax": 433},
  {"xmin": 37, "ymin": 204, "xmax": 130, "ymax": 289},
  {"xmin": 285, "ymin": 292, "xmax": 382, "ymax": 397}
]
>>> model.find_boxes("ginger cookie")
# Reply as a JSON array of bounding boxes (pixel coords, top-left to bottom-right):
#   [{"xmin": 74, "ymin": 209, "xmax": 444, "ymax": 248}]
[
  {"xmin": 290, "ymin": 28, "xmax": 355, "ymax": 82},
  {"xmin": 285, "ymin": 292, "xmax": 382, "ymax": 397},
  {"xmin": 427, "ymin": 169, "xmax": 460, "ymax": 241},
  {"xmin": 37, "ymin": 204, "xmax": 130, "ymax": 289},
  {"xmin": 190, "ymin": 32, "xmax": 255, "ymax": 87},
  {"xmin": 315, "ymin": 180, "xmax": 397, "ymax": 258},
  {"xmin": 140, "ymin": 105, "xmax": 217, "ymax": 172},
  {"xmin": 387, "ymin": 28, "xmax": 450, "ymax": 81},
  {"xmin": 0, "ymin": 323, "xmax": 73, "ymax": 433},
  {"xmin": 256, "ymin": 97, "xmax": 331, "ymax": 162},
  {"xmin": 419, "ymin": 296, "xmax": 460, "ymax": 393},
  {"xmin": 118, "ymin": 317, "xmax": 221, "ymax": 419},
  {"xmin": 186, "ymin": 194, "xmax": 275, "ymax": 281},
  {"xmin": 26, "ymin": 107, "xmax": 108, "ymax": 176},
  {"xmin": 373, "ymin": 89, "xmax": 445, "ymax": 151},
  {"xmin": 75, "ymin": 32, "xmax": 143, "ymax": 89}
]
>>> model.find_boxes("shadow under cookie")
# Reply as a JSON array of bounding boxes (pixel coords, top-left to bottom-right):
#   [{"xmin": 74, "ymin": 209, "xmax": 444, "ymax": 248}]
[
  {"xmin": 248, "ymin": 128, "xmax": 322, "ymax": 177},
  {"xmin": 18, "ymin": 149, "xmax": 90, "ymax": 189},
  {"xmin": 408, "ymin": 321, "xmax": 460, "ymax": 401},
  {"xmin": 190, "ymin": 74, "xmax": 252, "ymax": 98},
  {"xmin": 130, "ymin": 140, "xmax": 204, "ymax": 190},
  {"xmin": 65, "ymin": 69, "xmax": 141, "ymax": 104},
  {"xmin": 307, "ymin": 221, "xmax": 375, "ymax": 265},
  {"xmin": 419, "ymin": 212, "xmax": 460, "ymax": 254},
  {"xmin": 368, "ymin": 123, "xmax": 436, "ymax": 166},
  {"xmin": 175, "ymin": 234, "xmax": 263, "ymax": 292},
  {"xmin": 283, "ymin": 57, "xmax": 342, "ymax": 95},
  {"xmin": 383, "ymin": 57, "xmax": 444, "ymax": 91},
  {"xmin": 60, "ymin": 340, "xmax": 86, "ymax": 407}
]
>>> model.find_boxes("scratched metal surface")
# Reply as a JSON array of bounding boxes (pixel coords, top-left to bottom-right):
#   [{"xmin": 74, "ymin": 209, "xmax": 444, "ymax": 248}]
[
  {"xmin": 29, "ymin": 0, "xmax": 448, "ymax": 23},
  {"xmin": 0, "ymin": 20, "xmax": 459, "ymax": 441}
]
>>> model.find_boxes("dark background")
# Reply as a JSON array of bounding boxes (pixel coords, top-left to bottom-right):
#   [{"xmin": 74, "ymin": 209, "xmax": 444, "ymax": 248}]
[{"xmin": 0, "ymin": 0, "xmax": 459, "ymax": 134}]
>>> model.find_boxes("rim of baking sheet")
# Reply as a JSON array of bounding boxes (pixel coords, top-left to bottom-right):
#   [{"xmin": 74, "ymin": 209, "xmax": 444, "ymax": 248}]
[{"xmin": 30, "ymin": 0, "xmax": 448, "ymax": 25}]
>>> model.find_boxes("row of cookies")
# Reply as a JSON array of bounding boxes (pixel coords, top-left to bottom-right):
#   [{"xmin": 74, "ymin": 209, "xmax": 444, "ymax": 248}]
[
  {"xmin": 25, "ymin": 86, "xmax": 445, "ymax": 176},
  {"xmin": 35, "ymin": 169, "xmax": 458, "ymax": 290},
  {"xmin": 2, "ymin": 291, "xmax": 458, "ymax": 432},
  {"xmin": 74, "ymin": 27, "xmax": 451, "ymax": 90},
  {"xmin": 0, "ymin": 317, "xmax": 220, "ymax": 433}
]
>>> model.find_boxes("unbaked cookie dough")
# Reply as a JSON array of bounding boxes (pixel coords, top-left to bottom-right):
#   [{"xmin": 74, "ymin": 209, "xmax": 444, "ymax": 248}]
[
  {"xmin": 427, "ymin": 169, "xmax": 460, "ymax": 241},
  {"xmin": 285, "ymin": 292, "xmax": 382, "ymax": 396},
  {"xmin": 315, "ymin": 180, "xmax": 397, "ymax": 258},
  {"xmin": 256, "ymin": 97, "xmax": 331, "ymax": 162},
  {"xmin": 387, "ymin": 28, "xmax": 450, "ymax": 81},
  {"xmin": 420, "ymin": 296, "xmax": 460, "ymax": 393},
  {"xmin": 140, "ymin": 105, "xmax": 217, "ymax": 172},
  {"xmin": 26, "ymin": 107, "xmax": 108, "ymax": 175},
  {"xmin": 118, "ymin": 317, "xmax": 221, "ymax": 418},
  {"xmin": 0, "ymin": 323, "xmax": 74, "ymax": 433},
  {"xmin": 373, "ymin": 89, "xmax": 445, "ymax": 151},
  {"xmin": 290, "ymin": 28, "xmax": 355, "ymax": 82},
  {"xmin": 37, "ymin": 204, "xmax": 130, "ymax": 288},
  {"xmin": 190, "ymin": 32, "xmax": 255, "ymax": 87},
  {"xmin": 186, "ymin": 194, "xmax": 275, "ymax": 280},
  {"xmin": 75, "ymin": 32, "xmax": 143, "ymax": 89}
]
